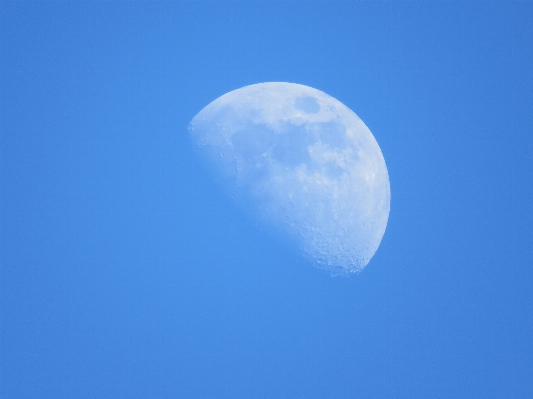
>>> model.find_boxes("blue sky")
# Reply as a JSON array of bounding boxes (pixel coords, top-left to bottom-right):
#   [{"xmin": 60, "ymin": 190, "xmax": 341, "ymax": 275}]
[{"xmin": 1, "ymin": 2, "xmax": 532, "ymax": 398}]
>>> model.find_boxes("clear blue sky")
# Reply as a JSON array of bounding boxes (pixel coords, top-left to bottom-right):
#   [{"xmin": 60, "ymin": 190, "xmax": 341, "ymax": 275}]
[{"xmin": 1, "ymin": 2, "xmax": 532, "ymax": 398}]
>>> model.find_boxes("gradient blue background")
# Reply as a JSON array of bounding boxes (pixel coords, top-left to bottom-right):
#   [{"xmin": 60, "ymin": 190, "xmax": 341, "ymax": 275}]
[{"xmin": 1, "ymin": 2, "xmax": 532, "ymax": 398}]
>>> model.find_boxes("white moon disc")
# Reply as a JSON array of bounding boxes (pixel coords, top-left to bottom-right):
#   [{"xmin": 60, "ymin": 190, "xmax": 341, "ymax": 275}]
[{"xmin": 189, "ymin": 82, "xmax": 390, "ymax": 274}]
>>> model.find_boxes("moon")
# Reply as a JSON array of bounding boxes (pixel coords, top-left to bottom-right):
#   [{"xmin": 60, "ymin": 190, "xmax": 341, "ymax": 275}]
[{"xmin": 189, "ymin": 82, "xmax": 390, "ymax": 274}]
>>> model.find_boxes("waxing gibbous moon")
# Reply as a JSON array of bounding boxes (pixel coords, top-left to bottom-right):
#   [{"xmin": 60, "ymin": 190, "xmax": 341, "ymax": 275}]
[{"xmin": 189, "ymin": 82, "xmax": 390, "ymax": 274}]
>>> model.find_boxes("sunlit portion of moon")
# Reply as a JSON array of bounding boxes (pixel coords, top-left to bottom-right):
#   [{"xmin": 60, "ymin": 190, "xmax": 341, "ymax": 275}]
[{"xmin": 189, "ymin": 82, "xmax": 390, "ymax": 274}]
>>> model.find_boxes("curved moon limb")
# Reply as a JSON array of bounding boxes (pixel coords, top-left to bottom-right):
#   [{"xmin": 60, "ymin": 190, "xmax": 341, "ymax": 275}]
[{"xmin": 189, "ymin": 82, "xmax": 390, "ymax": 274}]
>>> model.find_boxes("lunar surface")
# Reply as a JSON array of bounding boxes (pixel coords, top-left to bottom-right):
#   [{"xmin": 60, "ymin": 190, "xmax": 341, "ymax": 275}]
[{"xmin": 189, "ymin": 82, "xmax": 390, "ymax": 274}]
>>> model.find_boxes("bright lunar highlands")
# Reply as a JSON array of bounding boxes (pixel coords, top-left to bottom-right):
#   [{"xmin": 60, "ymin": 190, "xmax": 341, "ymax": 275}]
[{"xmin": 189, "ymin": 82, "xmax": 390, "ymax": 274}]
